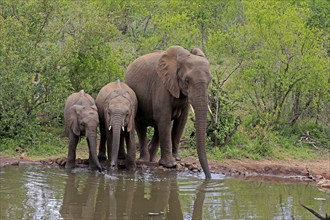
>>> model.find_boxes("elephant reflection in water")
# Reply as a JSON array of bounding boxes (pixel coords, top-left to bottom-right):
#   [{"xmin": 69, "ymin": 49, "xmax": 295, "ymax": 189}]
[
  {"xmin": 130, "ymin": 171, "xmax": 184, "ymax": 219},
  {"xmin": 60, "ymin": 173, "xmax": 100, "ymax": 219},
  {"xmin": 96, "ymin": 171, "xmax": 184, "ymax": 219},
  {"xmin": 60, "ymin": 171, "xmax": 208, "ymax": 219}
]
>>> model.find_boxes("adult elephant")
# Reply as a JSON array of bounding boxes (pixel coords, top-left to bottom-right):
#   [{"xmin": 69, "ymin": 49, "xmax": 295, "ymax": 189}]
[
  {"xmin": 96, "ymin": 80, "xmax": 137, "ymax": 170},
  {"xmin": 64, "ymin": 90, "xmax": 102, "ymax": 172},
  {"xmin": 125, "ymin": 46, "xmax": 212, "ymax": 178}
]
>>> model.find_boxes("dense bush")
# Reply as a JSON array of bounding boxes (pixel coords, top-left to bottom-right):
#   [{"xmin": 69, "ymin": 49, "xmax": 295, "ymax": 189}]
[{"xmin": 0, "ymin": 0, "xmax": 329, "ymax": 158}]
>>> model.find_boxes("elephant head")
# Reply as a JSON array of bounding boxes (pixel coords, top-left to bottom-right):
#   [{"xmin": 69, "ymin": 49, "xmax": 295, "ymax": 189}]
[
  {"xmin": 67, "ymin": 104, "xmax": 102, "ymax": 171},
  {"xmin": 104, "ymin": 90, "xmax": 136, "ymax": 168},
  {"xmin": 68, "ymin": 105, "xmax": 99, "ymax": 136},
  {"xmin": 157, "ymin": 46, "xmax": 212, "ymax": 178}
]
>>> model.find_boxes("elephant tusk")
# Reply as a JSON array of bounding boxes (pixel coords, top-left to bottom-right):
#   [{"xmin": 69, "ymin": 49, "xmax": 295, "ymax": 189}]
[
  {"xmin": 190, "ymin": 104, "xmax": 212, "ymax": 115},
  {"xmin": 122, "ymin": 126, "xmax": 125, "ymax": 131},
  {"xmin": 208, "ymin": 104, "xmax": 213, "ymax": 115},
  {"xmin": 190, "ymin": 104, "xmax": 195, "ymax": 115},
  {"xmin": 108, "ymin": 125, "xmax": 112, "ymax": 131},
  {"xmin": 190, "ymin": 104, "xmax": 195, "ymax": 121}
]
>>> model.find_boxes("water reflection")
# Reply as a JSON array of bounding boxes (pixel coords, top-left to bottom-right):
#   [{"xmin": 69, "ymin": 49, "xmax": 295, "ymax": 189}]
[
  {"xmin": 0, "ymin": 166, "xmax": 329, "ymax": 220},
  {"xmin": 192, "ymin": 180, "xmax": 209, "ymax": 220},
  {"xmin": 60, "ymin": 170, "xmax": 206, "ymax": 219},
  {"xmin": 60, "ymin": 171, "xmax": 99, "ymax": 219},
  {"xmin": 0, "ymin": 166, "xmax": 64, "ymax": 219}
]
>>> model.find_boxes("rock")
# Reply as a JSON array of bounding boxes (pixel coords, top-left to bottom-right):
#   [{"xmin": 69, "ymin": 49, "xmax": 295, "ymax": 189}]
[
  {"xmin": 315, "ymin": 174, "xmax": 324, "ymax": 180},
  {"xmin": 60, "ymin": 159, "xmax": 66, "ymax": 166},
  {"xmin": 55, "ymin": 158, "xmax": 62, "ymax": 165},
  {"xmin": 318, "ymin": 180, "xmax": 330, "ymax": 188},
  {"xmin": 55, "ymin": 158, "xmax": 66, "ymax": 167}
]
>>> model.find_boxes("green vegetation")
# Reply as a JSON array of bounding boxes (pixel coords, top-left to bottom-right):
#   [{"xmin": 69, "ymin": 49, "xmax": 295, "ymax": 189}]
[{"xmin": 1, "ymin": 0, "xmax": 329, "ymax": 160}]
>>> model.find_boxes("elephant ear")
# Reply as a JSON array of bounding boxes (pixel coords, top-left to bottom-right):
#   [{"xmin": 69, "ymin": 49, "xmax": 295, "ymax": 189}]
[
  {"xmin": 191, "ymin": 48, "xmax": 206, "ymax": 57},
  {"xmin": 69, "ymin": 105, "xmax": 83, "ymax": 136},
  {"xmin": 104, "ymin": 100, "xmax": 112, "ymax": 130},
  {"xmin": 127, "ymin": 91, "xmax": 137, "ymax": 132},
  {"xmin": 127, "ymin": 110, "xmax": 134, "ymax": 132},
  {"xmin": 91, "ymin": 104, "xmax": 98, "ymax": 112},
  {"xmin": 157, "ymin": 46, "xmax": 189, "ymax": 98}
]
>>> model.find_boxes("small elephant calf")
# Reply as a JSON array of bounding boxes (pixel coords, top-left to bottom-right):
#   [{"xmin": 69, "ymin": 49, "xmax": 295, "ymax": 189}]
[
  {"xmin": 96, "ymin": 80, "xmax": 137, "ymax": 170},
  {"xmin": 64, "ymin": 90, "xmax": 102, "ymax": 172}
]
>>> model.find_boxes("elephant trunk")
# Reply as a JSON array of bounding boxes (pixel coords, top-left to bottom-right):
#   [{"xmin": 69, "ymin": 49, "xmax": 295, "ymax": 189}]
[
  {"xmin": 110, "ymin": 118, "xmax": 122, "ymax": 168},
  {"xmin": 87, "ymin": 134, "xmax": 102, "ymax": 172},
  {"xmin": 191, "ymin": 92, "xmax": 211, "ymax": 179}
]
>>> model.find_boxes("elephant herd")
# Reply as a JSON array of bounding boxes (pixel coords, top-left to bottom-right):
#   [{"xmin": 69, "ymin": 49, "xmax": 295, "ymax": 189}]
[{"xmin": 64, "ymin": 46, "xmax": 212, "ymax": 178}]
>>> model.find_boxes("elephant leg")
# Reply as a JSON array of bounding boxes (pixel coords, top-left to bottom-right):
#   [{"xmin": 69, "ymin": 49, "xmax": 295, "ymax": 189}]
[
  {"xmin": 118, "ymin": 131, "xmax": 126, "ymax": 160},
  {"xmin": 172, "ymin": 106, "xmax": 189, "ymax": 161},
  {"xmin": 148, "ymin": 126, "xmax": 159, "ymax": 163},
  {"xmin": 98, "ymin": 121, "xmax": 107, "ymax": 160},
  {"xmin": 125, "ymin": 131, "xmax": 136, "ymax": 170},
  {"xmin": 65, "ymin": 133, "xmax": 79, "ymax": 169},
  {"xmin": 157, "ymin": 121, "xmax": 176, "ymax": 168},
  {"xmin": 136, "ymin": 122, "xmax": 149, "ymax": 161}
]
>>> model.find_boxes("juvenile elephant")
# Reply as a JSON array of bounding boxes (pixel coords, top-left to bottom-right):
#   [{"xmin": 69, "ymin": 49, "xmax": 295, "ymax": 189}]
[
  {"xmin": 64, "ymin": 90, "xmax": 102, "ymax": 172},
  {"xmin": 96, "ymin": 80, "xmax": 137, "ymax": 170},
  {"xmin": 125, "ymin": 46, "xmax": 212, "ymax": 178}
]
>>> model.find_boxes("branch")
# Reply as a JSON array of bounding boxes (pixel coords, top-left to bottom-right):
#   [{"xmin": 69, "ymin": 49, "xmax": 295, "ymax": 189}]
[
  {"xmin": 283, "ymin": 55, "xmax": 295, "ymax": 74},
  {"xmin": 279, "ymin": 77, "xmax": 304, "ymax": 110},
  {"xmin": 34, "ymin": 0, "xmax": 51, "ymax": 49},
  {"xmin": 143, "ymin": 14, "xmax": 152, "ymax": 34},
  {"xmin": 220, "ymin": 117, "xmax": 242, "ymax": 146},
  {"xmin": 300, "ymin": 203, "xmax": 329, "ymax": 220},
  {"xmin": 289, "ymin": 94, "xmax": 312, "ymax": 126},
  {"xmin": 246, "ymin": 90, "xmax": 262, "ymax": 120},
  {"xmin": 275, "ymin": 77, "xmax": 304, "ymax": 123},
  {"xmin": 220, "ymin": 60, "xmax": 243, "ymax": 87}
]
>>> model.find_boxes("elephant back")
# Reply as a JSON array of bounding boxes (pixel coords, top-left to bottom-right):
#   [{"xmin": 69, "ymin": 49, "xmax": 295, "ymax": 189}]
[{"xmin": 125, "ymin": 51, "xmax": 163, "ymax": 85}]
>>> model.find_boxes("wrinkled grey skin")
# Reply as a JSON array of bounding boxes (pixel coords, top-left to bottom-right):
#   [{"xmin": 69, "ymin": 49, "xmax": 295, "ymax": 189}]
[
  {"xmin": 125, "ymin": 46, "xmax": 212, "ymax": 178},
  {"xmin": 96, "ymin": 80, "xmax": 137, "ymax": 170},
  {"xmin": 64, "ymin": 90, "xmax": 102, "ymax": 172}
]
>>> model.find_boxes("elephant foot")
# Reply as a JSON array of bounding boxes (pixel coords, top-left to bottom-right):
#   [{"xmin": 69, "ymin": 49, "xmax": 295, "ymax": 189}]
[
  {"xmin": 106, "ymin": 160, "xmax": 116, "ymax": 170},
  {"xmin": 149, "ymin": 150, "xmax": 158, "ymax": 163},
  {"xmin": 88, "ymin": 162, "xmax": 103, "ymax": 172},
  {"xmin": 139, "ymin": 150, "xmax": 150, "ymax": 162},
  {"xmin": 65, "ymin": 161, "xmax": 75, "ymax": 169},
  {"xmin": 125, "ymin": 159, "xmax": 136, "ymax": 171},
  {"xmin": 173, "ymin": 153, "xmax": 181, "ymax": 161},
  {"xmin": 159, "ymin": 157, "xmax": 177, "ymax": 168},
  {"xmin": 150, "ymin": 155, "xmax": 158, "ymax": 163},
  {"xmin": 88, "ymin": 165, "xmax": 103, "ymax": 172}
]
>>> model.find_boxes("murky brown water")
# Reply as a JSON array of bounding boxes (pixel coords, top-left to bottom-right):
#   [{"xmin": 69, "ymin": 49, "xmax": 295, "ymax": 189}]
[{"xmin": 0, "ymin": 165, "xmax": 329, "ymax": 219}]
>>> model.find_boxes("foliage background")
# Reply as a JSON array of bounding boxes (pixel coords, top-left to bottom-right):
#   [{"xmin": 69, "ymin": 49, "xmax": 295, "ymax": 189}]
[{"xmin": 0, "ymin": 0, "xmax": 329, "ymax": 158}]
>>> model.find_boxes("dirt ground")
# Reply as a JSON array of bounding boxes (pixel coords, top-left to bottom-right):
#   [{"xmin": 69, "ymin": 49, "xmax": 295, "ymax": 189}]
[{"xmin": 1, "ymin": 153, "xmax": 329, "ymax": 189}]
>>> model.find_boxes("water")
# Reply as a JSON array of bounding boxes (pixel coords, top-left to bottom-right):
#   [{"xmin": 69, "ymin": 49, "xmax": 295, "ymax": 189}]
[{"xmin": 0, "ymin": 165, "xmax": 329, "ymax": 220}]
